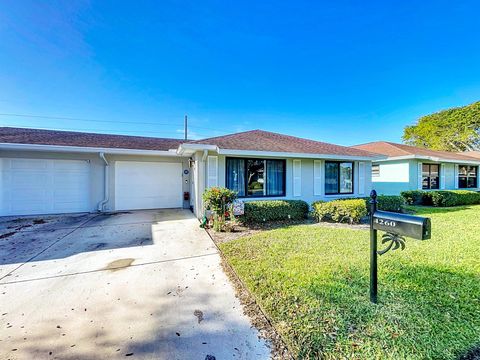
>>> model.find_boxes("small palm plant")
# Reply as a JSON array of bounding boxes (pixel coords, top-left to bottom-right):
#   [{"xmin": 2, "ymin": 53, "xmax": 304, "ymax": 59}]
[{"xmin": 377, "ymin": 232, "xmax": 406, "ymax": 255}]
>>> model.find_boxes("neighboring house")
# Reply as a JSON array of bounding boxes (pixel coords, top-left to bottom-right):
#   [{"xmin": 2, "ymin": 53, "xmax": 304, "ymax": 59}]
[
  {"xmin": 461, "ymin": 150, "xmax": 480, "ymax": 159},
  {"xmin": 0, "ymin": 127, "xmax": 379, "ymax": 217},
  {"xmin": 352, "ymin": 142, "xmax": 480, "ymax": 195}
]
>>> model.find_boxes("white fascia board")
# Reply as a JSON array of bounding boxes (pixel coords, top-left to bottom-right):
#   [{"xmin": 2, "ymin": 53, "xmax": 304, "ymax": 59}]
[
  {"xmin": 0, "ymin": 143, "xmax": 183, "ymax": 157},
  {"xmin": 176, "ymin": 143, "xmax": 218, "ymax": 155},
  {"xmin": 217, "ymin": 148, "xmax": 382, "ymax": 161},
  {"xmin": 375, "ymin": 154, "xmax": 480, "ymax": 165}
]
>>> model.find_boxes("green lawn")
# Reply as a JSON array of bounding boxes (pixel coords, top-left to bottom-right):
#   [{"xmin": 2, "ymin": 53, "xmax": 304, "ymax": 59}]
[{"xmin": 220, "ymin": 206, "xmax": 480, "ymax": 359}]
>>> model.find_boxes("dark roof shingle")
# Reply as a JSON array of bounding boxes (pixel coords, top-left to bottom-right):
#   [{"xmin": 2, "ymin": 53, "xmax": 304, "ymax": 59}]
[
  {"xmin": 460, "ymin": 151, "xmax": 480, "ymax": 159},
  {"xmin": 0, "ymin": 127, "xmax": 183, "ymax": 151},
  {"xmin": 0, "ymin": 127, "xmax": 379, "ymax": 157},
  {"xmin": 193, "ymin": 130, "xmax": 378, "ymax": 157},
  {"xmin": 353, "ymin": 141, "xmax": 480, "ymax": 161}
]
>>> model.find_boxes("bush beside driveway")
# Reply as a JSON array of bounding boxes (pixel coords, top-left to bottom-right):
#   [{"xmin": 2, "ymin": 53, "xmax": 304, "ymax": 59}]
[{"xmin": 220, "ymin": 205, "xmax": 480, "ymax": 359}]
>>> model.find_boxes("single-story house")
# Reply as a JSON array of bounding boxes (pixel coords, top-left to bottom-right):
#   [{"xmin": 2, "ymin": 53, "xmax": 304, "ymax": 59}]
[
  {"xmin": 352, "ymin": 141, "xmax": 480, "ymax": 195},
  {"xmin": 0, "ymin": 127, "xmax": 380, "ymax": 217}
]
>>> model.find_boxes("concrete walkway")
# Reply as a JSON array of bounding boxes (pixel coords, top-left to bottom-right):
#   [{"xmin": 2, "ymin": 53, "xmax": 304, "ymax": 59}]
[{"xmin": 0, "ymin": 209, "xmax": 270, "ymax": 359}]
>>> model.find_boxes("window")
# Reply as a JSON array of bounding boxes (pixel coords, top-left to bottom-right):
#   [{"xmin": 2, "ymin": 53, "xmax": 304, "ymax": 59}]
[
  {"xmin": 372, "ymin": 164, "xmax": 380, "ymax": 177},
  {"xmin": 325, "ymin": 161, "xmax": 354, "ymax": 195},
  {"xmin": 225, "ymin": 158, "xmax": 285, "ymax": 198},
  {"xmin": 458, "ymin": 165, "xmax": 478, "ymax": 189},
  {"xmin": 422, "ymin": 164, "xmax": 439, "ymax": 190}
]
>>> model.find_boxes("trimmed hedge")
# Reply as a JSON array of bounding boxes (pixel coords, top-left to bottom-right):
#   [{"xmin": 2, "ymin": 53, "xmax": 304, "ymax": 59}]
[
  {"xmin": 312, "ymin": 199, "xmax": 367, "ymax": 224},
  {"xmin": 375, "ymin": 195, "xmax": 406, "ymax": 213},
  {"xmin": 312, "ymin": 195, "xmax": 405, "ymax": 224},
  {"xmin": 427, "ymin": 190, "xmax": 480, "ymax": 207},
  {"xmin": 401, "ymin": 190, "xmax": 480, "ymax": 207},
  {"xmin": 400, "ymin": 190, "xmax": 425, "ymax": 205},
  {"xmin": 360, "ymin": 195, "xmax": 407, "ymax": 213},
  {"xmin": 243, "ymin": 200, "xmax": 309, "ymax": 223}
]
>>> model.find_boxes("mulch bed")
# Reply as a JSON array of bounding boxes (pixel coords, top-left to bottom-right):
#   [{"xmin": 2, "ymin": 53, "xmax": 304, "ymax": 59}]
[
  {"xmin": 207, "ymin": 218, "xmax": 368, "ymax": 245},
  {"xmin": 206, "ymin": 219, "xmax": 313, "ymax": 244}
]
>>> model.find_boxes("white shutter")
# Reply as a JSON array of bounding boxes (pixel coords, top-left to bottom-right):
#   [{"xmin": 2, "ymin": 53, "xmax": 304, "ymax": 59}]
[
  {"xmin": 207, "ymin": 156, "xmax": 218, "ymax": 188},
  {"xmin": 313, "ymin": 160, "xmax": 322, "ymax": 196},
  {"xmin": 358, "ymin": 162, "xmax": 365, "ymax": 195},
  {"xmin": 293, "ymin": 159, "xmax": 302, "ymax": 197},
  {"xmin": 417, "ymin": 162, "xmax": 423, "ymax": 190},
  {"xmin": 454, "ymin": 164, "xmax": 459, "ymax": 189},
  {"xmin": 440, "ymin": 163, "xmax": 446, "ymax": 189}
]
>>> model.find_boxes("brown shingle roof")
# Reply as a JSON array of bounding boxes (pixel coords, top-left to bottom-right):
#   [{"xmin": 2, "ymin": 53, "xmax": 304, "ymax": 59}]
[
  {"xmin": 353, "ymin": 141, "xmax": 480, "ymax": 162},
  {"xmin": 460, "ymin": 151, "xmax": 480, "ymax": 159},
  {"xmin": 0, "ymin": 127, "xmax": 183, "ymax": 151},
  {"xmin": 193, "ymin": 130, "xmax": 378, "ymax": 157}
]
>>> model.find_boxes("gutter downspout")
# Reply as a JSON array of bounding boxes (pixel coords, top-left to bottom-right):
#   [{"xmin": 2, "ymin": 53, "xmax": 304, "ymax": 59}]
[
  {"xmin": 97, "ymin": 152, "xmax": 109, "ymax": 212},
  {"xmin": 200, "ymin": 149, "xmax": 209, "ymax": 217}
]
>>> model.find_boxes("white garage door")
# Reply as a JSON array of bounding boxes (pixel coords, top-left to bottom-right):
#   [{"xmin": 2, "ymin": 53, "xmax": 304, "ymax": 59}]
[
  {"xmin": 0, "ymin": 158, "xmax": 90, "ymax": 216},
  {"xmin": 114, "ymin": 161, "xmax": 183, "ymax": 210}
]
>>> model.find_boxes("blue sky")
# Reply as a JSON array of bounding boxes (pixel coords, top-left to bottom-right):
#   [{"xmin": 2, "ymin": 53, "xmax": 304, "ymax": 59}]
[{"xmin": 0, "ymin": 1, "xmax": 479, "ymax": 145}]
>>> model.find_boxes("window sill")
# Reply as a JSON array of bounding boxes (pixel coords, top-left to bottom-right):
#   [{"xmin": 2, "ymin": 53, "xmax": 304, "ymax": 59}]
[{"xmin": 237, "ymin": 195, "xmax": 287, "ymax": 199}]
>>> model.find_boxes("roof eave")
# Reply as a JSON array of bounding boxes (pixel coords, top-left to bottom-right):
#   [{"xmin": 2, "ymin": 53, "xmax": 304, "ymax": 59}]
[
  {"xmin": 217, "ymin": 148, "xmax": 383, "ymax": 161},
  {"xmin": 375, "ymin": 154, "xmax": 480, "ymax": 164},
  {"xmin": 176, "ymin": 143, "xmax": 219, "ymax": 156},
  {"xmin": 0, "ymin": 142, "xmax": 182, "ymax": 156}
]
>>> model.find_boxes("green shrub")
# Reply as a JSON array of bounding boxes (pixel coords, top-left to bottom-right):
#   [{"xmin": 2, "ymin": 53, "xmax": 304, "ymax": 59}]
[
  {"xmin": 243, "ymin": 200, "xmax": 309, "ymax": 223},
  {"xmin": 376, "ymin": 195, "xmax": 405, "ymax": 212},
  {"xmin": 203, "ymin": 187, "xmax": 237, "ymax": 231},
  {"xmin": 203, "ymin": 187, "xmax": 237, "ymax": 215},
  {"xmin": 312, "ymin": 199, "xmax": 367, "ymax": 224},
  {"xmin": 421, "ymin": 192, "xmax": 434, "ymax": 206},
  {"xmin": 401, "ymin": 189, "xmax": 480, "ymax": 207},
  {"xmin": 401, "ymin": 190, "xmax": 425, "ymax": 205},
  {"xmin": 428, "ymin": 190, "xmax": 480, "ymax": 207}
]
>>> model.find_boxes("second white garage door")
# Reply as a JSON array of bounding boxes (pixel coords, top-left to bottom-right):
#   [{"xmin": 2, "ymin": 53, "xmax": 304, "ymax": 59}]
[{"xmin": 114, "ymin": 161, "xmax": 183, "ymax": 210}]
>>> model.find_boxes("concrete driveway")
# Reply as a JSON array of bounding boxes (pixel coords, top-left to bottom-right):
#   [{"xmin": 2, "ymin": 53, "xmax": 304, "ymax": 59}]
[{"xmin": 0, "ymin": 209, "xmax": 270, "ymax": 360}]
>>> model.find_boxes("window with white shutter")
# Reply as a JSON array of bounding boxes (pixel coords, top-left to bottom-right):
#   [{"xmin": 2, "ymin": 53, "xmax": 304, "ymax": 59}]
[
  {"xmin": 417, "ymin": 162, "xmax": 423, "ymax": 190},
  {"xmin": 358, "ymin": 162, "xmax": 365, "ymax": 195},
  {"xmin": 454, "ymin": 164, "xmax": 459, "ymax": 189},
  {"xmin": 293, "ymin": 159, "xmax": 301, "ymax": 197},
  {"xmin": 207, "ymin": 156, "xmax": 218, "ymax": 188},
  {"xmin": 314, "ymin": 160, "xmax": 322, "ymax": 196},
  {"xmin": 440, "ymin": 164, "xmax": 446, "ymax": 189}
]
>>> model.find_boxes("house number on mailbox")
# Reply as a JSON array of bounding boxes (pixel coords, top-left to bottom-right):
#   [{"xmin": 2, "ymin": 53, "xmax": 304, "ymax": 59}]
[{"xmin": 374, "ymin": 218, "xmax": 397, "ymax": 227}]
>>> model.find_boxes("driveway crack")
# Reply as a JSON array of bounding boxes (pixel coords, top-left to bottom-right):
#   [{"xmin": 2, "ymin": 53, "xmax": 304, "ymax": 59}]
[{"xmin": 0, "ymin": 252, "xmax": 218, "ymax": 285}]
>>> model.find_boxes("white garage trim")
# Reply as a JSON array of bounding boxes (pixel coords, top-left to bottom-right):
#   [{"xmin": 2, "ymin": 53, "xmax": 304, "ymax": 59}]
[
  {"xmin": 1, "ymin": 158, "xmax": 90, "ymax": 216},
  {"xmin": 114, "ymin": 161, "xmax": 183, "ymax": 210}
]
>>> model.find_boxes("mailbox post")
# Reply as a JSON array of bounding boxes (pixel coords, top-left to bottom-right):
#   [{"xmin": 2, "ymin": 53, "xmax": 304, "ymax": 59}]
[
  {"xmin": 369, "ymin": 191, "xmax": 378, "ymax": 304},
  {"xmin": 369, "ymin": 190, "xmax": 431, "ymax": 304}
]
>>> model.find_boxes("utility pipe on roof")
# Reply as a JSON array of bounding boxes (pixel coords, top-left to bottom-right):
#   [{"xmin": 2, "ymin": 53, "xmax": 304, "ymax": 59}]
[{"xmin": 97, "ymin": 152, "xmax": 109, "ymax": 212}]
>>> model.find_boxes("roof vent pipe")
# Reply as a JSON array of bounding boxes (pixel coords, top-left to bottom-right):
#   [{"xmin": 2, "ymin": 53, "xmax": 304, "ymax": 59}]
[{"xmin": 97, "ymin": 152, "xmax": 109, "ymax": 211}]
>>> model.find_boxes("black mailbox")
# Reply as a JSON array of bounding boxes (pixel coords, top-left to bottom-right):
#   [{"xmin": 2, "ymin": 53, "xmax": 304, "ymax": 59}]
[
  {"xmin": 368, "ymin": 190, "xmax": 432, "ymax": 304},
  {"xmin": 372, "ymin": 210, "xmax": 431, "ymax": 240}
]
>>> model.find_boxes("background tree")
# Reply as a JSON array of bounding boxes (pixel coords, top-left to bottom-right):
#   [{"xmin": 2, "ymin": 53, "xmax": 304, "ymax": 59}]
[{"xmin": 402, "ymin": 101, "xmax": 480, "ymax": 151}]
